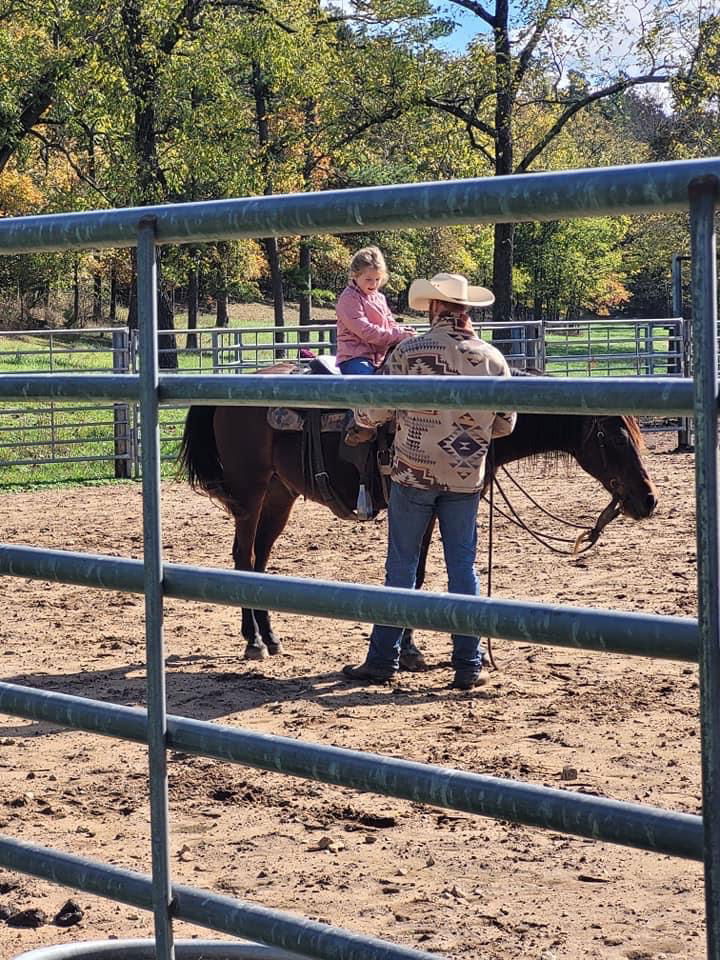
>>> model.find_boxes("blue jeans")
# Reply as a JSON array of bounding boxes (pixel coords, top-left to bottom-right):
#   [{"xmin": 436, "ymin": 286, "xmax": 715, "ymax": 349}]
[
  {"xmin": 367, "ymin": 482, "xmax": 485, "ymax": 673},
  {"xmin": 339, "ymin": 358, "xmax": 376, "ymax": 375}
]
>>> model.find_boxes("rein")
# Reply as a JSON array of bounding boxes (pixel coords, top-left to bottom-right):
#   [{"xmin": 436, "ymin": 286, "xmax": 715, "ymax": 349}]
[
  {"xmin": 487, "ymin": 468, "xmax": 621, "ymax": 556},
  {"xmin": 482, "ymin": 421, "xmax": 624, "ymax": 671}
]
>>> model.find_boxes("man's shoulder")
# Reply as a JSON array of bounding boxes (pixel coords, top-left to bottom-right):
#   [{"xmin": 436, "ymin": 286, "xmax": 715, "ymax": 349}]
[{"xmin": 459, "ymin": 336, "xmax": 509, "ymax": 372}]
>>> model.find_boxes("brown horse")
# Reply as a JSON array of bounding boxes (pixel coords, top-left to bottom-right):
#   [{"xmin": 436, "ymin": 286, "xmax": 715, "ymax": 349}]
[{"xmin": 178, "ymin": 366, "xmax": 659, "ymax": 661}]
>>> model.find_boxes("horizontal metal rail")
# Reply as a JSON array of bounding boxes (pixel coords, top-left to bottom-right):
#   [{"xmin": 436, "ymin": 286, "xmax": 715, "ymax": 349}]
[
  {"xmin": 0, "ymin": 374, "xmax": 138, "ymax": 401},
  {"xmin": 0, "ymin": 327, "xmax": 119, "ymax": 337},
  {"xmin": 0, "ymin": 373, "xmax": 698, "ymax": 414},
  {"xmin": 0, "ymin": 346, "xmax": 115, "ymax": 357},
  {"xmin": 0, "ymin": 418, "xmax": 120, "ymax": 434},
  {"xmin": 0, "ymin": 160, "xmax": 718, "ymax": 254},
  {"xmin": 0, "ymin": 545, "xmax": 699, "ymax": 662},
  {"xmin": 544, "ymin": 318, "xmax": 683, "ymax": 328},
  {"xmin": 0, "ymin": 436, "xmax": 116, "ymax": 450},
  {"xmin": 171, "ymin": 324, "xmax": 340, "ymax": 336},
  {"xmin": 546, "ymin": 351, "xmax": 680, "ymax": 363},
  {"xmin": 0, "ymin": 402, "xmax": 120, "ymax": 415},
  {"xmin": 0, "ymin": 835, "xmax": 435, "ymax": 960},
  {"xmin": 0, "ymin": 453, "xmax": 128, "ymax": 467},
  {"xmin": 0, "ymin": 682, "xmax": 703, "ymax": 860}
]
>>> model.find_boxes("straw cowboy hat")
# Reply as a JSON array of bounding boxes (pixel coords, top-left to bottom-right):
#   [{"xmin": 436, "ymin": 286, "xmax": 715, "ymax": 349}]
[{"xmin": 408, "ymin": 272, "xmax": 495, "ymax": 311}]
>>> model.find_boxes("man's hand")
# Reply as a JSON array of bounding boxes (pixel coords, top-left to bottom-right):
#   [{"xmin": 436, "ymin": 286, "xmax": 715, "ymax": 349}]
[{"xmin": 345, "ymin": 423, "xmax": 377, "ymax": 446}]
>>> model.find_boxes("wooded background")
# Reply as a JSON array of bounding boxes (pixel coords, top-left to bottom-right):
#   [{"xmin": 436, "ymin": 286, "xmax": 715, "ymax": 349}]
[{"xmin": 1, "ymin": 0, "xmax": 718, "ymax": 347}]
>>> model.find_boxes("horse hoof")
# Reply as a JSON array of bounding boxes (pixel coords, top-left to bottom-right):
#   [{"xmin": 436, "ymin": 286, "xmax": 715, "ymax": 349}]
[
  {"xmin": 244, "ymin": 641, "xmax": 269, "ymax": 661},
  {"xmin": 399, "ymin": 648, "xmax": 429, "ymax": 672},
  {"xmin": 266, "ymin": 639, "xmax": 284, "ymax": 656}
]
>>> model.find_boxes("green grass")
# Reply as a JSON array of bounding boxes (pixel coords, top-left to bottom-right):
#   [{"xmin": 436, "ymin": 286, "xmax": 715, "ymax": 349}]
[
  {"xmin": 543, "ymin": 323, "xmax": 677, "ymax": 377},
  {"xmin": 0, "ymin": 311, "xmax": 676, "ymax": 489}
]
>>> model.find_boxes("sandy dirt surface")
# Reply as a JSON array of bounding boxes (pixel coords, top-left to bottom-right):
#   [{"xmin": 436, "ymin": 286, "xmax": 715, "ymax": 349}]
[{"xmin": 0, "ymin": 432, "xmax": 705, "ymax": 960}]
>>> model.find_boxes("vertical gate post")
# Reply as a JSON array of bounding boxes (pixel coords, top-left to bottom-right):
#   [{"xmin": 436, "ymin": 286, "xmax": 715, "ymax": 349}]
[
  {"xmin": 137, "ymin": 217, "xmax": 175, "ymax": 960},
  {"xmin": 673, "ymin": 254, "xmax": 693, "ymax": 449},
  {"xmin": 689, "ymin": 177, "xmax": 720, "ymax": 960},
  {"xmin": 112, "ymin": 329, "xmax": 131, "ymax": 479}
]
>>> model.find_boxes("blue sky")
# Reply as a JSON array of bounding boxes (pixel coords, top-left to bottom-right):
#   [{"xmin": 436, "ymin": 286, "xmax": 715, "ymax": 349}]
[{"xmin": 433, "ymin": 3, "xmax": 492, "ymax": 53}]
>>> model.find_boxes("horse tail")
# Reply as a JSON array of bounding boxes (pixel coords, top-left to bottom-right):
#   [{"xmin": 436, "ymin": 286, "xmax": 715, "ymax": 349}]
[{"xmin": 178, "ymin": 406, "xmax": 225, "ymax": 498}]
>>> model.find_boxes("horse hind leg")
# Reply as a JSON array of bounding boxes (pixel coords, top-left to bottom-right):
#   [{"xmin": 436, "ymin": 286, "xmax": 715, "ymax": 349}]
[
  {"xmin": 228, "ymin": 484, "xmax": 272, "ymax": 661},
  {"xmin": 250, "ymin": 478, "xmax": 297, "ymax": 655},
  {"xmin": 231, "ymin": 528, "xmax": 266, "ymax": 661}
]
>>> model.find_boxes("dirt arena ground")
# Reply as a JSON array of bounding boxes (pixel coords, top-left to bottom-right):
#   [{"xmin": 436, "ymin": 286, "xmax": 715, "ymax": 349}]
[{"xmin": 0, "ymin": 432, "xmax": 705, "ymax": 960}]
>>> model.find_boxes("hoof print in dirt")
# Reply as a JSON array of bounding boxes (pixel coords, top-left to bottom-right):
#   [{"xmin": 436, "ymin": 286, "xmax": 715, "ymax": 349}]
[
  {"xmin": 6, "ymin": 907, "xmax": 48, "ymax": 928},
  {"xmin": 53, "ymin": 899, "xmax": 84, "ymax": 927}
]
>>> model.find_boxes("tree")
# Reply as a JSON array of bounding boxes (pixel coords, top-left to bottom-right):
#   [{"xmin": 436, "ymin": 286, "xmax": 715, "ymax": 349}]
[
  {"xmin": 417, "ymin": 0, "xmax": 685, "ymax": 345},
  {"xmin": 0, "ymin": 0, "xmax": 117, "ymax": 174}
]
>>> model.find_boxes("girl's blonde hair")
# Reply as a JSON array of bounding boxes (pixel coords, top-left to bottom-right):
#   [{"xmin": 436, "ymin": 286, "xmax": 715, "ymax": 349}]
[{"xmin": 349, "ymin": 245, "xmax": 388, "ymax": 285}]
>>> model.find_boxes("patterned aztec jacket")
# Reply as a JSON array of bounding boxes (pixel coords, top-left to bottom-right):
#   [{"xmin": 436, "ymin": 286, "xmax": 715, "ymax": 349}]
[{"xmin": 354, "ymin": 317, "xmax": 517, "ymax": 493}]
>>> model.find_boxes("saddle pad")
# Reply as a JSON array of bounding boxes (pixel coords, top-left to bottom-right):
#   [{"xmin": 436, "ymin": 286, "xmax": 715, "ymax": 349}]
[{"xmin": 267, "ymin": 408, "xmax": 348, "ymax": 433}]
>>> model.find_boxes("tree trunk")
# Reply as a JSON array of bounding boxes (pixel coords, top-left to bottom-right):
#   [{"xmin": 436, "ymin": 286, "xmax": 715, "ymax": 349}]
[
  {"xmin": 252, "ymin": 61, "xmax": 285, "ymax": 355},
  {"xmin": 109, "ymin": 264, "xmax": 118, "ymax": 322},
  {"xmin": 93, "ymin": 272, "xmax": 102, "ymax": 323},
  {"xmin": 127, "ymin": 249, "xmax": 177, "ymax": 368},
  {"xmin": 491, "ymin": 0, "xmax": 516, "ymax": 355},
  {"xmin": 298, "ymin": 237, "xmax": 312, "ymax": 338},
  {"xmin": 72, "ymin": 257, "xmax": 80, "ymax": 327},
  {"xmin": 120, "ymin": 0, "xmax": 177, "ymax": 368},
  {"xmin": 187, "ymin": 256, "xmax": 199, "ymax": 350},
  {"xmin": 0, "ymin": 65, "xmax": 62, "ymax": 175},
  {"xmin": 157, "ymin": 281, "xmax": 178, "ymax": 369},
  {"xmin": 262, "ymin": 236, "xmax": 285, "ymax": 357},
  {"xmin": 215, "ymin": 241, "xmax": 230, "ymax": 327},
  {"xmin": 492, "ymin": 222, "xmax": 514, "ymax": 333},
  {"xmin": 298, "ymin": 99, "xmax": 317, "ymax": 340},
  {"xmin": 216, "ymin": 292, "xmax": 229, "ymax": 327}
]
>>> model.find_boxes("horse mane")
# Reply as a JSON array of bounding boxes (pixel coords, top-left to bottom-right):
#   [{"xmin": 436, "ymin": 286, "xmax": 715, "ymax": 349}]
[
  {"xmin": 621, "ymin": 414, "xmax": 645, "ymax": 451},
  {"xmin": 507, "ymin": 366, "xmax": 645, "ymax": 471}
]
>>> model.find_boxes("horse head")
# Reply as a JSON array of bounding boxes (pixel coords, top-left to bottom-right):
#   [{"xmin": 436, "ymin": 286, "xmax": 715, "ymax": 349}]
[{"xmin": 574, "ymin": 415, "xmax": 658, "ymax": 520}]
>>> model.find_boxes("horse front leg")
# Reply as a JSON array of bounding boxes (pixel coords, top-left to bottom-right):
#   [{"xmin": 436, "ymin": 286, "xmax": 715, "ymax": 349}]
[
  {"xmin": 399, "ymin": 513, "xmax": 436, "ymax": 671},
  {"xmin": 250, "ymin": 478, "xmax": 297, "ymax": 656}
]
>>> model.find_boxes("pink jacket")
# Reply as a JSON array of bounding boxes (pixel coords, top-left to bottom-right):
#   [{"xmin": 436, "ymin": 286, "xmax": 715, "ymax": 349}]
[{"xmin": 335, "ymin": 283, "xmax": 411, "ymax": 366}]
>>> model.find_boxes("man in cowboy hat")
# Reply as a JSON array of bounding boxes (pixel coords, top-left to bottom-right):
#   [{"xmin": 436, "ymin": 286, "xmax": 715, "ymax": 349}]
[{"xmin": 342, "ymin": 272, "xmax": 517, "ymax": 690}]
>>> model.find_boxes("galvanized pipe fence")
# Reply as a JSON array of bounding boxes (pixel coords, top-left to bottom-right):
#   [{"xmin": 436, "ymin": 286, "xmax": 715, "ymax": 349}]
[
  {"xmin": 0, "ymin": 156, "xmax": 719, "ymax": 959},
  {"xmin": 0, "ymin": 315, "xmax": 688, "ymax": 479}
]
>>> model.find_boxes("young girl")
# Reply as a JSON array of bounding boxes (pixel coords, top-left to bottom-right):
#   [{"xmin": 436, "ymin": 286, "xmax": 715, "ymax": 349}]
[{"xmin": 335, "ymin": 246, "xmax": 414, "ymax": 374}]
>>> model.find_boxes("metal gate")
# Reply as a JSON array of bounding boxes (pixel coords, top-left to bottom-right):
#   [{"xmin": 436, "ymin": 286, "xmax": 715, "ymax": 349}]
[
  {"xmin": 0, "ymin": 317, "xmax": 689, "ymax": 481},
  {"xmin": 0, "ymin": 158, "xmax": 718, "ymax": 959}
]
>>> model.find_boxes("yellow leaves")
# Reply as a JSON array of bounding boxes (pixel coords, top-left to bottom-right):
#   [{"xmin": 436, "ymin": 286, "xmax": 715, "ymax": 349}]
[
  {"xmin": 588, "ymin": 276, "xmax": 631, "ymax": 316},
  {"xmin": 0, "ymin": 169, "xmax": 43, "ymax": 216}
]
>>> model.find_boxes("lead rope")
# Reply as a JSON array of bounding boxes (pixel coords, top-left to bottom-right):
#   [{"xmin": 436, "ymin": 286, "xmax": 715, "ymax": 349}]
[
  {"xmin": 482, "ymin": 452, "xmax": 621, "ymax": 673},
  {"xmin": 485, "ymin": 447, "xmax": 497, "ymax": 671}
]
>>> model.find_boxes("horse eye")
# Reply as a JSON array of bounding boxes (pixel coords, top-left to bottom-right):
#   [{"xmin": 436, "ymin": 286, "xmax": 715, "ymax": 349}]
[{"xmin": 611, "ymin": 429, "xmax": 630, "ymax": 447}]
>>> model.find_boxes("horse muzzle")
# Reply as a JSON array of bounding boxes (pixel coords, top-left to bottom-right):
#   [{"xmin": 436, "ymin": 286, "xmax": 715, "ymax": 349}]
[{"xmin": 620, "ymin": 488, "xmax": 659, "ymax": 520}]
